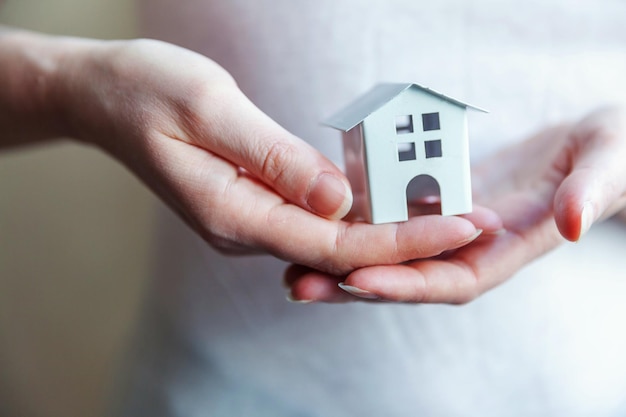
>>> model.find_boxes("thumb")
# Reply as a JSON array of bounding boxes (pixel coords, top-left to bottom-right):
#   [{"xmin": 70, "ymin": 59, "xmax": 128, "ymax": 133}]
[
  {"xmin": 189, "ymin": 86, "xmax": 353, "ymax": 220},
  {"xmin": 554, "ymin": 107, "xmax": 626, "ymax": 241}
]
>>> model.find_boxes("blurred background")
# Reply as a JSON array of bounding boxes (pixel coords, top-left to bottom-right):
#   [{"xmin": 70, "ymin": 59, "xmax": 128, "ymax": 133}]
[{"xmin": 0, "ymin": 1, "xmax": 155, "ymax": 416}]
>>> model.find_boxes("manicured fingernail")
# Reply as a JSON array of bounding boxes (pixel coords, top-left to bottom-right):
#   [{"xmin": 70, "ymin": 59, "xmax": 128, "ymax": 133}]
[
  {"xmin": 455, "ymin": 229, "xmax": 483, "ymax": 247},
  {"xmin": 286, "ymin": 293, "xmax": 314, "ymax": 304},
  {"xmin": 579, "ymin": 202, "xmax": 595, "ymax": 240},
  {"xmin": 467, "ymin": 229, "xmax": 483, "ymax": 242},
  {"xmin": 338, "ymin": 283, "xmax": 380, "ymax": 300},
  {"xmin": 307, "ymin": 173, "xmax": 353, "ymax": 219},
  {"xmin": 485, "ymin": 228, "xmax": 507, "ymax": 236}
]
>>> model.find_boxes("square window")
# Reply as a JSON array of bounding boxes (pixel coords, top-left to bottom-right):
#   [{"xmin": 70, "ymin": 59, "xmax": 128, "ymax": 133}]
[
  {"xmin": 425, "ymin": 139, "xmax": 442, "ymax": 158},
  {"xmin": 398, "ymin": 142, "xmax": 416, "ymax": 161},
  {"xmin": 422, "ymin": 112, "xmax": 440, "ymax": 131},
  {"xmin": 395, "ymin": 115, "xmax": 414, "ymax": 134}
]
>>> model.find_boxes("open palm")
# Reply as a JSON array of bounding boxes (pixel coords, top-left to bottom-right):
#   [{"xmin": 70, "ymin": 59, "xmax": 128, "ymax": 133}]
[{"xmin": 286, "ymin": 107, "xmax": 626, "ymax": 303}]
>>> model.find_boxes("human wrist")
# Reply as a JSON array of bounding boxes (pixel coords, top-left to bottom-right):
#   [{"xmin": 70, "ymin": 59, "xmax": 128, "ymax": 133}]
[
  {"xmin": 0, "ymin": 29, "xmax": 84, "ymax": 146},
  {"xmin": 48, "ymin": 36, "xmax": 116, "ymax": 148}
]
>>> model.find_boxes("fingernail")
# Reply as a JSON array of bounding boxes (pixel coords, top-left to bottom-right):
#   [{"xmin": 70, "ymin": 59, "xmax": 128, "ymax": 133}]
[
  {"xmin": 286, "ymin": 293, "xmax": 314, "ymax": 304},
  {"xmin": 338, "ymin": 283, "xmax": 380, "ymax": 300},
  {"xmin": 307, "ymin": 173, "xmax": 353, "ymax": 219},
  {"xmin": 455, "ymin": 229, "xmax": 483, "ymax": 247},
  {"xmin": 484, "ymin": 228, "xmax": 507, "ymax": 236},
  {"xmin": 579, "ymin": 202, "xmax": 595, "ymax": 240},
  {"xmin": 467, "ymin": 229, "xmax": 483, "ymax": 242}
]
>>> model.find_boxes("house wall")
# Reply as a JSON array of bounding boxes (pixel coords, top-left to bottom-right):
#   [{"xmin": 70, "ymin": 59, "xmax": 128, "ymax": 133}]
[
  {"xmin": 361, "ymin": 88, "xmax": 471, "ymax": 223},
  {"xmin": 342, "ymin": 125, "xmax": 372, "ymax": 222}
]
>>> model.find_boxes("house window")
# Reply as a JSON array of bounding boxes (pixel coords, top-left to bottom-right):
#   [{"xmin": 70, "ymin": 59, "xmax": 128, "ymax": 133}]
[
  {"xmin": 422, "ymin": 112, "xmax": 440, "ymax": 131},
  {"xmin": 425, "ymin": 139, "xmax": 442, "ymax": 158},
  {"xmin": 398, "ymin": 142, "xmax": 416, "ymax": 161},
  {"xmin": 395, "ymin": 115, "xmax": 414, "ymax": 134}
]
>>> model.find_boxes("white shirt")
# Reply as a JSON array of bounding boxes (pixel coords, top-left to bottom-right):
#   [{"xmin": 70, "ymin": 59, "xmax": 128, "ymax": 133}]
[{"xmin": 118, "ymin": 1, "xmax": 626, "ymax": 416}]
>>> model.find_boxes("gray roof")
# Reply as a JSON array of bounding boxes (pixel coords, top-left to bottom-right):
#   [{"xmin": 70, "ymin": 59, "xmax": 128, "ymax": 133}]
[{"xmin": 322, "ymin": 82, "xmax": 488, "ymax": 132}]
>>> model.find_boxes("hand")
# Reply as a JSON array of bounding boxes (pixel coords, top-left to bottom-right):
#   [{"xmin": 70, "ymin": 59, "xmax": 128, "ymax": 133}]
[
  {"xmin": 286, "ymin": 107, "xmax": 626, "ymax": 303},
  {"xmin": 46, "ymin": 37, "xmax": 502, "ymax": 274}
]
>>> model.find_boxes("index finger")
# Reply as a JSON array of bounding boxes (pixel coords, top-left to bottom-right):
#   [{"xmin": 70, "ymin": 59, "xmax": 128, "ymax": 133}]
[{"xmin": 210, "ymin": 154, "xmax": 502, "ymax": 274}]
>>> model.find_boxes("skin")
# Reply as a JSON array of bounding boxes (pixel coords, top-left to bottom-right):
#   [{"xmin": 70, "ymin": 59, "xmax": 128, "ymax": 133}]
[
  {"xmin": 287, "ymin": 108, "xmax": 626, "ymax": 303},
  {"xmin": 2, "ymin": 28, "xmax": 623, "ymax": 305},
  {"xmin": 0, "ymin": 29, "xmax": 501, "ymax": 275}
]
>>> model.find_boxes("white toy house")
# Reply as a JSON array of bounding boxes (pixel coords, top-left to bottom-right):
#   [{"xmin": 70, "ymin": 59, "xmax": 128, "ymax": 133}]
[{"xmin": 324, "ymin": 83, "xmax": 486, "ymax": 224}]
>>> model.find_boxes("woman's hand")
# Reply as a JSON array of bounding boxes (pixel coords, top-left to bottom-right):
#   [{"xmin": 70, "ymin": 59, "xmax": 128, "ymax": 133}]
[
  {"xmin": 286, "ymin": 107, "xmax": 626, "ymax": 302},
  {"xmin": 0, "ymin": 31, "xmax": 501, "ymax": 274}
]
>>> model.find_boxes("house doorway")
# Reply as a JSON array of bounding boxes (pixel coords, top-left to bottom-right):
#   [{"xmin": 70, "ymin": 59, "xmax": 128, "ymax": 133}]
[{"xmin": 406, "ymin": 174, "xmax": 441, "ymax": 216}]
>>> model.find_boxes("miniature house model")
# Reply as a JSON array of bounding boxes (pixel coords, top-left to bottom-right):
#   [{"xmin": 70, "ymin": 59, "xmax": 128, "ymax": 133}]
[{"xmin": 324, "ymin": 83, "xmax": 486, "ymax": 224}]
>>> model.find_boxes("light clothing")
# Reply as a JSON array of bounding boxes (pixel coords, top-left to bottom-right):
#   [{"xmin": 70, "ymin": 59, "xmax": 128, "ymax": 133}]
[{"xmin": 119, "ymin": 1, "xmax": 626, "ymax": 416}]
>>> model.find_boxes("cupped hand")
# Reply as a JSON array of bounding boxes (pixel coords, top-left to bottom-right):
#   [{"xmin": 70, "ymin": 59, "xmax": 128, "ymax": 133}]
[
  {"xmin": 55, "ymin": 38, "xmax": 501, "ymax": 275},
  {"xmin": 286, "ymin": 107, "xmax": 626, "ymax": 303}
]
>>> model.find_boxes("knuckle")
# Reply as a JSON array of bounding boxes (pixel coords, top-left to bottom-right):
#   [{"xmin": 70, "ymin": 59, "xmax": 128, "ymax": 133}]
[
  {"xmin": 260, "ymin": 140, "xmax": 298, "ymax": 186},
  {"xmin": 304, "ymin": 234, "xmax": 350, "ymax": 276},
  {"xmin": 323, "ymin": 225, "xmax": 355, "ymax": 274}
]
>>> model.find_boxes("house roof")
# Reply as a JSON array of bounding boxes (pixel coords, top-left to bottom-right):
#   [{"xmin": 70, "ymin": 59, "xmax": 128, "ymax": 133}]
[{"xmin": 322, "ymin": 82, "xmax": 488, "ymax": 132}]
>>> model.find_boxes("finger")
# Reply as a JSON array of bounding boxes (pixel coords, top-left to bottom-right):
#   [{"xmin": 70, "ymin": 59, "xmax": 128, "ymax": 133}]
[
  {"xmin": 181, "ymin": 86, "xmax": 353, "ymax": 220},
  {"xmin": 343, "ymin": 259, "xmax": 485, "ymax": 304},
  {"xmin": 172, "ymin": 125, "xmax": 487, "ymax": 273},
  {"xmin": 458, "ymin": 205, "xmax": 504, "ymax": 234},
  {"xmin": 282, "ymin": 208, "xmax": 502, "ymax": 302},
  {"xmin": 554, "ymin": 107, "xmax": 626, "ymax": 241},
  {"xmin": 141, "ymin": 132, "xmax": 488, "ymax": 270},
  {"xmin": 404, "ymin": 200, "xmax": 504, "ymax": 234},
  {"xmin": 289, "ymin": 230, "xmax": 536, "ymax": 304},
  {"xmin": 250, "ymin": 203, "xmax": 484, "ymax": 275},
  {"xmin": 284, "ymin": 265, "xmax": 353, "ymax": 303},
  {"xmin": 287, "ymin": 256, "xmax": 484, "ymax": 304}
]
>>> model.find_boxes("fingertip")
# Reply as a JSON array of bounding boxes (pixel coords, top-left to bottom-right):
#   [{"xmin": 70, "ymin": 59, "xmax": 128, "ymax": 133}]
[
  {"xmin": 337, "ymin": 283, "xmax": 381, "ymax": 300},
  {"xmin": 459, "ymin": 229, "xmax": 483, "ymax": 246},
  {"xmin": 555, "ymin": 200, "xmax": 593, "ymax": 242},
  {"xmin": 554, "ymin": 204, "xmax": 581, "ymax": 242},
  {"xmin": 393, "ymin": 214, "xmax": 481, "ymax": 259},
  {"xmin": 285, "ymin": 293, "xmax": 315, "ymax": 304},
  {"xmin": 554, "ymin": 175, "xmax": 595, "ymax": 241},
  {"xmin": 553, "ymin": 173, "xmax": 580, "ymax": 241},
  {"xmin": 449, "ymin": 216, "xmax": 484, "ymax": 245},
  {"xmin": 460, "ymin": 205, "xmax": 504, "ymax": 234},
  {"xmin": 284, "ymin": 265, "xmax": 352, "ymax": 303}
]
